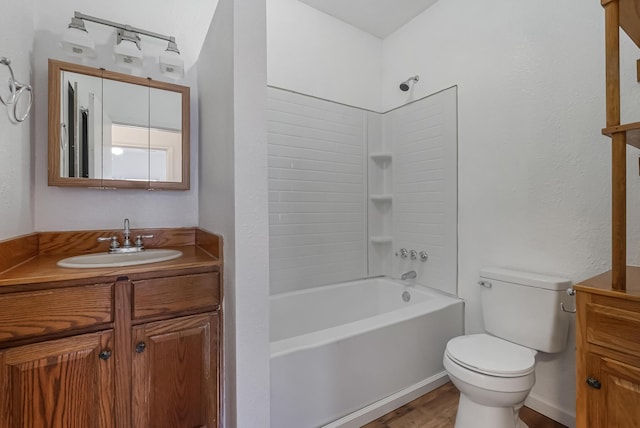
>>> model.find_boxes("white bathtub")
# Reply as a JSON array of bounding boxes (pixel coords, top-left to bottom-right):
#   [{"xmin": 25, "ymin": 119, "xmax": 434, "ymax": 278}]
[{"xmin": 270, "ymin": 276, "xmax": 464, "ymax": 428}]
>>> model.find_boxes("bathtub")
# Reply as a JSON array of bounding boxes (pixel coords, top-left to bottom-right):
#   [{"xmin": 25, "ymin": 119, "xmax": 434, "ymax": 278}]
[{"xmin": 270, "ymin": 276, "xmax": 464, "ymax": 428}]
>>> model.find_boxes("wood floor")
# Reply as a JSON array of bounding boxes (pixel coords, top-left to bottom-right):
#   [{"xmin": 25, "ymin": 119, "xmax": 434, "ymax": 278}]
[{"xmin": 362, "ymin": 382, "xmax": 567, "ymax": 428}]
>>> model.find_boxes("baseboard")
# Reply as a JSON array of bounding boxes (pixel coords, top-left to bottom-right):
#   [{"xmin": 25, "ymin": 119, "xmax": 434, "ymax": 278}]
[
  {"xmin": 322, "ymin": 372, "xmax": 450, "ymax": 428},
  {"xmin": 525, "ymin": 394, "xmax": 576, "ymax": 428}
]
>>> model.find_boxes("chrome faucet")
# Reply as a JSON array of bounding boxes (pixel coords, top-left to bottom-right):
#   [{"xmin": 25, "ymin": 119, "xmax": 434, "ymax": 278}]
[
  {"xmin": 401, "ymin": 270, "xmax": 417, "ymax": 281},
  {"xmin": 97, "ymin": 218, "xmax": 154, "ymax": 253},
  {"xmin": 123, "ymin": 218, "xmax": 132, "ymax": 248}
]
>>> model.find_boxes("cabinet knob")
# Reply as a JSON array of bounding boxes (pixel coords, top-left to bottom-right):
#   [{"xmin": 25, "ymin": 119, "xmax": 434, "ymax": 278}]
[
  {"xmin": 135, "ymin": 342, "xmax": 146, "ymax": 353},
  {"xmin": 98, "ymin": 349, "xmax": 112, "ymax": 360},
  {"xmin": 586, "ymin": 377, "xmax": 601, "ymax": 389}
]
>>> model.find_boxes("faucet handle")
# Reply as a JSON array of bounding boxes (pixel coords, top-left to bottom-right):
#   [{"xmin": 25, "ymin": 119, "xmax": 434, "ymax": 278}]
[
  {"xmin": 398, "ymin": 248, "xmax": 408, "ymax": 259},
  {"xmin": 134, "ymin": 234, "xmax": 154, "ymax": 248},
  {"xmin": 97, "ymin": 236, "xmax": 120, "ymax": 250}
]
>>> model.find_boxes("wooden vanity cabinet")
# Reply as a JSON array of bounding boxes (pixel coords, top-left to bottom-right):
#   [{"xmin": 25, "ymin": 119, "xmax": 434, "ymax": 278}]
[
  {"xmin": 132, "ymin": 312, "xmax": 219, "ymax": 428},
  {"xmin": 0, "ymin": 330, "xmax": 115, "ymax": 427},
  {"xmin": 0, "ymin": 270, "xmax": 221, "ymax": 428},
  {"xmin": 575, "ymin": 287, "xmax": 640, "ymax": 428}
]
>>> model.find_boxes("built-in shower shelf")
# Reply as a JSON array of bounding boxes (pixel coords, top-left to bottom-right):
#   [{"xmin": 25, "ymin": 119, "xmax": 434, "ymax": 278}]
[
  {"xmin": 370, "ymin": 194, "xmax": 392, "ymax": 202},
  {"xmin": 369, "ymin": 152, "xmax": 393, "ymax": 162},
  {"xmin": 370, "ymin": 236, "xmax": 392, "ymax": 244}
]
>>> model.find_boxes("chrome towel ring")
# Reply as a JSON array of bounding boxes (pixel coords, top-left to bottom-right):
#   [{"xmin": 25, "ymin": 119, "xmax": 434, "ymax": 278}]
[{"xmin": 0, "ymin": 57, "xmax": 33, "ymax": 123}]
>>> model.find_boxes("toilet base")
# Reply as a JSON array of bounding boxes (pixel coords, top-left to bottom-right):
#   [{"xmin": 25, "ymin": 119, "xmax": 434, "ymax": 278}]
[{"xmin": 454, "ymin": 393, "xmax": 529, "ymax": 428}]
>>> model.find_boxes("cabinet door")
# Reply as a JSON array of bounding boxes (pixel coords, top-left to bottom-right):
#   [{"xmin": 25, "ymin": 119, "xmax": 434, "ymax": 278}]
[
  {"xmin": 586, "ymin": 354, "xmax": 640, "ymax": 427},
  {"xmin": 0, "ymin": 330, "xmax": 115, "ymax": 428},
  {"xmin": 132, "ymin": 312, "xmax": 219, "ymax": 428}
]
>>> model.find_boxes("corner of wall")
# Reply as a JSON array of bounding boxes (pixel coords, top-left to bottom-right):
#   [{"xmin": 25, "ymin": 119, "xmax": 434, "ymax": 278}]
[{"xmin": 197, "ymin": 0, "xmax": 270, "ymax": 426}]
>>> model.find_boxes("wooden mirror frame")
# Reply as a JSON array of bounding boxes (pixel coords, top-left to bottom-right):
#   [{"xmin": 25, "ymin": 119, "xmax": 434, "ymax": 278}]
[{"xmin": 48, "ymin": 59, "xmax": 190, "ymax": 190}]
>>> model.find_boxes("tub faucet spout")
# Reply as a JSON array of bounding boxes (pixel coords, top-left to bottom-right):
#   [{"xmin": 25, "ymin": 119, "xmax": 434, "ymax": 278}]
[{"xmin": 401, "ymin": 270, "xmax": 417, "ymax": 281}]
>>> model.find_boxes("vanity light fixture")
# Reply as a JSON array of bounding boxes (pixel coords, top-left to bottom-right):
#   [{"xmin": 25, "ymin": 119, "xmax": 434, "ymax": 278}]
[
  {"xmin": 61, "ymin": 17, "xmax": 96, "ymax": 58},
  {"xmin": 159, "ymin": 40, "xmax": 184, "ymax": 78},
  {"xmin": 113, "ymin": 29, "xmax": 143, "ymax": 68},
  {"xmin": 61, "ymin": 11, "xmax": 184, "ymax": 77}
]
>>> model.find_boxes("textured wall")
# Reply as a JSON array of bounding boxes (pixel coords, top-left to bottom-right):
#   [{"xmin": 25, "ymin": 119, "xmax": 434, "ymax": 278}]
[
  {"xmin": 266, "ymin": 0, "xmax": 383, "ymax": 111},
  {"xmin": 0, "ymin": 0, "xmax": 34, "ymax": 240}
]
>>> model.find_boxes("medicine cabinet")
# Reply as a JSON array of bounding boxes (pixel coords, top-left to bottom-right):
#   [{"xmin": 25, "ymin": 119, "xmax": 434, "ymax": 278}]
[{"xmin": 48, "ymin": 59, "xmax": 190, "ymax": 190}]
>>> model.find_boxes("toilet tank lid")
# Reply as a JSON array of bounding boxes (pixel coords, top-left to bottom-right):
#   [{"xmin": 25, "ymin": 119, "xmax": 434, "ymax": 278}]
[{"xmin": 480, "ymin": 267, "xmax": 571, "ymax": 290}]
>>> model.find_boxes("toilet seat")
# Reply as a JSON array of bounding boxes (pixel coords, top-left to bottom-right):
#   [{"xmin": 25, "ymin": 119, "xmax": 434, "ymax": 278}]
[{"xmin": 445, "ymin": 334, "xmax": 536, "ymax": 377}]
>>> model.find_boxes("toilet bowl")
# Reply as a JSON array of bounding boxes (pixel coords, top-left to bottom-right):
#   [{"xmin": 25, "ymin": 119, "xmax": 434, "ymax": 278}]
[
  {"xmin": 444, "ymin": 334, "xmax": 536, "ymax": 428},
  {"xmin": 443, "ymin": 268, "xmax": 571, "ymax": 428}
]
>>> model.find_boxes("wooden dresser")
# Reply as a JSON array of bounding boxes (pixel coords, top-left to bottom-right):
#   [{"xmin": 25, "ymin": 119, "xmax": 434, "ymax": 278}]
[
  {"xmin": 0, "ymin": 228, "xmax": 222, "ymax": 428},
  {"xmin": 575, "ymin": 269, "xmax": 640, "ymax": 428}
]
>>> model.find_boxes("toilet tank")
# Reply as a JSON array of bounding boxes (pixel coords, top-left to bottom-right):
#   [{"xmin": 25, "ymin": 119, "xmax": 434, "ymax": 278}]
[{"xmin": 479, "ymin": 267, "xmax": 571, "ymax": 353}]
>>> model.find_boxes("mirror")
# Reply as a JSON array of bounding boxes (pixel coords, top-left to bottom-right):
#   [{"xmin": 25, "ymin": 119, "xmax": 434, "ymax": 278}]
[{"xmin": 48, "ymin": 59, "xmax": 190, "ymax": 190}]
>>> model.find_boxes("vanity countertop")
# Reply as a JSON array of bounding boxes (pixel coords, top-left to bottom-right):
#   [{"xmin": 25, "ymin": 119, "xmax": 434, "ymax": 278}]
[
  {"xmin": 574, "ymin": 266, "xmax": 640, "ymax": 301},
  {"xmin": 0, "ymin": 228, "xmax": 222, "ymax": 290},
  {"xmin": 0, "ymin": 246, "xmax": 220, "ymax": 289}
]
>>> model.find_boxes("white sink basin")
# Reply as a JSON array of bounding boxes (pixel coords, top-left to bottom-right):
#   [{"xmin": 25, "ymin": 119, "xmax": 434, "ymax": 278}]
[{"xmin": 57, "ymin": 249, "xmax": 183, "ymax": 269}]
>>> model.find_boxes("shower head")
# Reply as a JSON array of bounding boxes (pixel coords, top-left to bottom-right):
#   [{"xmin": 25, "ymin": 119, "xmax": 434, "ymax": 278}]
[{"xmin": 399, "ymin": 75, "xmax": 419, "ymax": 91}]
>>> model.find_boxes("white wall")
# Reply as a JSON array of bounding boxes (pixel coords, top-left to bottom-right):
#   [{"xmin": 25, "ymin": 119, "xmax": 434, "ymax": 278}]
[
  {"xmin": 382, "ymin": 1, "xmax": 640, "ymax": 425},
  {"xmin": 0, "ymin": 0, "xmax": 34, "ymax": 240},
  {"xmin": 232, "ymin": 0, "xmax": 270, "ymax": 423},
  {"xmin": 198, "ymin": 0, "xmax": 270, "ymax": 426},
  {"xmin": 198, "ymin": 1, "xmax": 236, "ymax": 425},
  {"xmin": 266, "ymin": 0, "xmax": 383, "ymax": 111},
  {"xmin": 32, "ymin": 27, "xmax": 199, "ymax": 231}
]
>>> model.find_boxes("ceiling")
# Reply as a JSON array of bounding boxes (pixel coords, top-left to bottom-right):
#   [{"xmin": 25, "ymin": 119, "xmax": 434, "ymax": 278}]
[{"xmin": 297, "ymin": 0, "xmax": 440, "ymax": 39}]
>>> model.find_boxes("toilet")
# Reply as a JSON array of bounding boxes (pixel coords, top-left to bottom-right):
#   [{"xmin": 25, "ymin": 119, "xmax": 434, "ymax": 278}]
[{"xmin": 443, "ymin": 268, "xmax": 571, "ymax": 428}]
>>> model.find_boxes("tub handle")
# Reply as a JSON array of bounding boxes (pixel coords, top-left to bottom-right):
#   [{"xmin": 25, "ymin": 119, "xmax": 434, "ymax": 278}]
[{"xmin": 478, "ymin": 280, "xmax": 492, "ymax": 288}]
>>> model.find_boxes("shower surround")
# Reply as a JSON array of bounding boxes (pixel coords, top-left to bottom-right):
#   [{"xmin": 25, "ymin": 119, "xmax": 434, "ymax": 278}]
[
  {"xmin": 266, "ymin": 86, "xmax": 458, "ymax": 426},
  {"xmin": 267, "ymin": 85, "xmax": 457, "ymax": 295}
]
